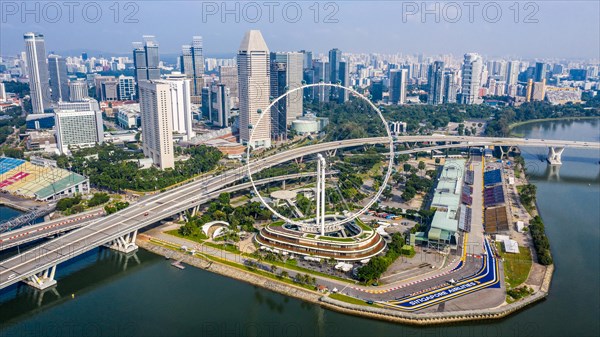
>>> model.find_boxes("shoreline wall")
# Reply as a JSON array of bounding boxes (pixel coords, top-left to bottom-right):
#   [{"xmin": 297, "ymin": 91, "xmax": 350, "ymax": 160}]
[{"xmin": 138, "ymin": 239, "xmax": 553, "ymax": 326}]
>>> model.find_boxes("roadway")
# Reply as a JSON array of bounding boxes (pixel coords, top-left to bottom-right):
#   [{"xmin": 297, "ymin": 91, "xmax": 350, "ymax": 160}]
[
  {"xmin": 0, "ymin": 137, "xmax": 382, "ymax": 289},
  {"xmin": 0, "ymin": 209, "xmax": 105, "ymax": 250},
  {"xmin": 1, "ymin": 135, "xmax": 598, "ymax": 290},
  {"xmin": 0, "ymin": 172, "xmax": 330, "ymax": 251}
]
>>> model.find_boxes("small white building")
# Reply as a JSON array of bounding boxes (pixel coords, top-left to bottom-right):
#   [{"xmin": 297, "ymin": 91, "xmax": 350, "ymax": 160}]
[{"xmin": 516, "ymin": 221, "xmax": 525, "ymax": 233}]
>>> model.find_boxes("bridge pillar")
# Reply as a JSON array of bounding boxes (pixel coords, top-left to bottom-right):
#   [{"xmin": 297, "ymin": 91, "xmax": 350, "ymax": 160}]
[
  {"xmin": 498, "ymin": 146, "xmax": 516, "ymax": 159},
  {"xmin": 24, "ymin": 265, "xmax": 57, "ymax": 290},
  {"xmin": 547, "ymin": 147, "xmax": 565, "ymax": 165},
  {"xmin": 547, "ymin": 164, "xmax": 561, "ymax": 181},
  {"xmin": 106, "ymin": 230, "xmax": 138, "ymax": 254}
]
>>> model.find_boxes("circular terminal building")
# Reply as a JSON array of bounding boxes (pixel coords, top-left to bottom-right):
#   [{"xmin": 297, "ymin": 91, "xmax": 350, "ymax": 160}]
[{"xmin": 255, "ymin": 215, "xmax": 386, "ymax": 261}]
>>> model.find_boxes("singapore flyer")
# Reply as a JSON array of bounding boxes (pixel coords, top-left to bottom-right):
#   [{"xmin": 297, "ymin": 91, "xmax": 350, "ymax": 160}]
[{"xmin": 245, "ymin": 82, "xmax": 394, "ymax": 229}]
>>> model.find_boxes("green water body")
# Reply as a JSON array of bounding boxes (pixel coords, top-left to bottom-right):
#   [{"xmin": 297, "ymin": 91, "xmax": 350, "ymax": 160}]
[{"xmin": 0, "ymin": 120, "xmax": 598, "ymax": 337}]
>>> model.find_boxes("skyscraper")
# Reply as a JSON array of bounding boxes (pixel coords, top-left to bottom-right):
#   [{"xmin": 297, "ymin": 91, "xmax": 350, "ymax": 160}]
[
  {"xmin": 460, "ymin": 53, "xmax": 483, "ymax": 105},
  {"xmin": 69, "ymin": 80, "xmax": 88, "ymax": 102},
  {"xmin": 139, "ymin": 80, "xmax": 175, "ymax": 169},
  {"xmin": 203, "ymin": 84, "xmax": 230, "ymax": 128},
  {"xmin": 328, "ymin": 48, "xmax": 347, "ymax": 103},
  {"xmin": 118, "ymin": 75, "xmax": 136, "ymax": 100},
  {"xmin": 219, "ymin": 65, "xmax": 238, "ymax": 108},
  {"xmin": 506, "ymin": 60, "xmax": 520, "ymax": 97},
  {"xmin": 300, "ymin": 50, "xmax": 313, "ymax": 70},
  {"xmin": 270, "ymin": 52, "xmax": 304, "ymax": 139},
  {"xmin": 313, "ymin": 60, "xmax": 329, "ymax": 102},
  {"xmin": 370, "ymin": 79, "xmax": 383, "ymax": 101},
  {"xmin": 389, "ymin": 69, "xmax": 408, "ymax": 105},
  {"xmin": 161, "ymin": 78, "xmax": 195, "ymax": 140},
  {"xmin": 427, "ymin": 61, "xmax": 445, "ymax": 105},
  {"xmin": 237, "ymin": 30, "xmax": 271, "ymax": 148},
  {"xmin": 328, "ymin": 48, "xmax": 341, "ymax": 84},
  {"xmin": 24, "ymin": 32, "xmax": 51, "ymax": 113},
  {"xmin": 133, "ymin": 36, "xmax": 160, "ymax": 90},
  {"xmin": 180, "ymin": 36, "xmax": 204, "ymax": 100},
  {"xmin": 338, "ymin": 61, "xmax": 350, "ymax": 103},
  {"xmin": 0, "ymin": 83, "xmax": 6, "ymax": 101},
  {"xmin": 443, "ymin": 71, "xmax": 457, "ymax": 103},
  {"xmin": 534, "ymin": 62, "xmax": 547, "ymax": 82},
  {"xmin": 48, "ymin": 54, "xmax": 69, "ymax": 102}
]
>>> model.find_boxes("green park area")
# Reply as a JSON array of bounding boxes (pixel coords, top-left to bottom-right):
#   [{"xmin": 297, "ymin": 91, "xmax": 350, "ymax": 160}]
[
  {"xmin": 496, "ymin": 242, "xmax": 532, "ymax": 288},
  {"xmin": 329, "ymin": 293, "xmax": 371, "ymax": 306}
]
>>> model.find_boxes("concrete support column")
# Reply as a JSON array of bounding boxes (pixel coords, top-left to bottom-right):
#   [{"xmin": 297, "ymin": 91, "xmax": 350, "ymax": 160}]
[
  {"xmin": 547, "ymin": 147, "xmax": 565, "ymax": 165},
  {"xmin": 316, "ymin": 156, "xmax": 321, "ymax": 231},
  {"xmin": 25, "ymin": 265, "xmax": 58, "ymax": 290},
  {"xmin": 106, "ymin": 229, "xmax": 139, "ymax": 254},
  {"xmin": 317, "ymin": 154, "xmax": 327, "ymax": 236}
]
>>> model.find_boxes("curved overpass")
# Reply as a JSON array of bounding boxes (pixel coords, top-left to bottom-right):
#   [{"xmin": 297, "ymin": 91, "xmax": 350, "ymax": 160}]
[{"xmin": 0, "ymin": 135, "xmax": 598, "ymax": 290}]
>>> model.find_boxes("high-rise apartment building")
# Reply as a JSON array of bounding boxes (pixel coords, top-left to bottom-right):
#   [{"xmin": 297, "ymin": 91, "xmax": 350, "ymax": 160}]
[
  {"xmin": 139, "ymin": 80, "xmax": 175, "ymax": 169},
  {"xmin": 181, "ymin": 36, "xmax": 204, "ymax": 100},
  {"xmin": 237, "ymin": 30, "xmax": 271, "ymax": 148},
  {"xmin": 460, "ymin": 53, "xmax": 483, "ymax": 105},
  {"xmin": 427, "ymin": 61, "xmax": 445, "ymax": 105},
  {"xmin": 48, "ymin": 54, "xmax": 69, "ymax": 102},
  {"xmin": 389, "ymin": 69, "xmax": 408, "ymax": 104},
  {"xmin": 55, "ymin": 110, "xmax": 104, "ymax": 154},
  {"xmin": 24, "ymin": 32, "xmax": 51, "ymax": 113},
  {"xmin": 270, "ymin": 52, "xmax": 304, "ymax": 139}
]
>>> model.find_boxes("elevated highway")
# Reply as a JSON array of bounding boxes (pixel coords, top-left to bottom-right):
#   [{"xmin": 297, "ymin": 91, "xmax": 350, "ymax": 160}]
[
  {"xmin": 0, "ymin": 172, "xmax": 329, "ymax": 251},
  {"xmin": 0, "ymin": 135, "xmax": 598, "ymax": 290}
]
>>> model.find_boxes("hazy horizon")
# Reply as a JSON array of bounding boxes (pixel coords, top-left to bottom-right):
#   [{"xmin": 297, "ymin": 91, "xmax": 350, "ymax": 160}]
[{"xmin": 2, "ymin": 1, "xmax": 599, "ymax": 59}]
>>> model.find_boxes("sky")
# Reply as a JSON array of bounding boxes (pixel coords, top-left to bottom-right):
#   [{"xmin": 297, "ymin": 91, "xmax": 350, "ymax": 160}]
[{"xmin": 2, "ymin": 1, "xmax": 599, "ymax": 60}]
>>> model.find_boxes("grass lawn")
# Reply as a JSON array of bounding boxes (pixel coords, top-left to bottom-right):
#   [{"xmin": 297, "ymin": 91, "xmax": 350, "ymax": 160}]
[
  {"xmin": 165, "ymin": 229, "xmax": 207, "ymax": 244},
  {"xmin": 329, "ymin": 293, "xmax": 371, "ymax": 306},
  {"xmin": 149, "ymin": 239, "xmax": 317, "ymax": 292},
  {"xmin": 496, "ymin": 242, "xmax": 532, "ymax": 288},
  {"xmin": 269, "ymin": 259, "xmax": 354, "ymax": 284}
]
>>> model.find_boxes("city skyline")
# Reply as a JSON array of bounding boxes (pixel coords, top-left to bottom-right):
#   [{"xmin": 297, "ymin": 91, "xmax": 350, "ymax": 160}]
[{"xmin": 2, "ymin": 2, "xmax": 599, "ymax": 59}]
